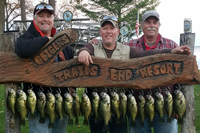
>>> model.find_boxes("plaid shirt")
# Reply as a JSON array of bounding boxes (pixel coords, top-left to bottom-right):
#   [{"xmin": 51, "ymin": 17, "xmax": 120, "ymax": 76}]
[
  {"xmin": 124, "ymin": 34, "xmax": 178, "ymax": 50},
  {"xmin": 124, "ymin": 34, "xmax": 179, "ymax": 97}
]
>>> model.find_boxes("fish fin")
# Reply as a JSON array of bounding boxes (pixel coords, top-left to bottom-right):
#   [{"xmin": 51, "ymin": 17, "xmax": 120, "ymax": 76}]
[
  {"xmin": 19, "ymin": 119, "xmax": 25, "ymax": 126},
  {"xmin": 122, "ymin": 115, "xmax": 127, "ymax": 123},
  {"xmin": 83, "ymin": 118, "xmax": 89, "ymax": 125},
  {"xmin": 39, "ymin": 117, "xmax": 46, "ymax": 123},
  {"xmin": 178, "ymin": 116, "xmax": 183, "ymax": 125},
  {"xmin": 48, "ymin": 122, "xmax": 54, "ymax": 128},
  {"xmin": 159, "ymin": 117, "xmax": 165, "ymax": 123},
  {"xmin": 30, "ymin": 113, "xmax": 35, "ymax": 119},
  {"xmin": 103, "ymin": 125, "xmax": 109, "ymax": 132},
  {"xmin": 167, "ymin": 117, "xmax": 171, "ymax": 123},
  {"xmin": 75, "ymin": 118, "xmax": 79, "ymax": 125}
]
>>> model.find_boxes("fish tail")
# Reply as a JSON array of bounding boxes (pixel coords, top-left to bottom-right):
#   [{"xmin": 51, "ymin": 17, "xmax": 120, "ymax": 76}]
[
  {"xmin": 178, "ymin": 117, "xmax": 183, "ymax": 125},
  {"xmin": 39, "ymin": 117, "xmax": 46, "ymax": 123},
  {"xmin": 69, "ymin": 119, "xmax": 74, "ymax": 125},
  {"xmin": 116, "ymin": 117, "xmax": 121, "ymax": 124},
  {"xmin": 94, "ymin": 117, "xmax": 99, "ymax": 124},
  {"xmin": 122, "ymin": 115, "xmax": 126, "ymax": 123},
  {"xmin": 149, "ymin": 121, "xmax": 153, "ymax": 127},
  {"xmin": 48, "ymin": 122, "xmax": 54, "ymax": 128},
  {"xmin": 102, "ymin": 124, "xmax": 109, "ymax": 132},
  {"xmin": 30, "ymin": 113, "xmax": 35, "ymax": 119},
  {"xmin": 75, "ymin": 118, "xmax": 79, "ymax": 125},
  {"xmin": 140, "ymin": 121, "xmax": 144, "ymax": 127},
  {"xmin": 19, "ymin": 119, "xmax": 25, "ymax": 126},
  {"xmin": 159, "ymin": 117, "xmax": 165, "ymax": 123},
  {"xmin": 167, "ymin": 117, "xmax": 171, "ymax": 123},
  {"xmin": 131, "ymin": 120, "xmax": 136, "ymax": 127},
  {"xmin": 83, "ymin": 118, "xmax": 88, "ymax": 125}
]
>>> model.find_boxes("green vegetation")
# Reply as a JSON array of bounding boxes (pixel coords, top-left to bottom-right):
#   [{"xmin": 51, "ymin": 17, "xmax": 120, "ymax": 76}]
[{"xmin": 0, "ymin": 85, "xmax": 200, "ymax": 133}]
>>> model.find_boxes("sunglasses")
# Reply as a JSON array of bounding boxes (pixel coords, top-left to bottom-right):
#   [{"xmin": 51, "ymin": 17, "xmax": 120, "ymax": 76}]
[
  {"xmin": 102, "ymin": 15, "xmax": 118, "ymax": 22},
  {"xmin": 35, "ymin": 4, "xmax": 54, "ymax": 13}
]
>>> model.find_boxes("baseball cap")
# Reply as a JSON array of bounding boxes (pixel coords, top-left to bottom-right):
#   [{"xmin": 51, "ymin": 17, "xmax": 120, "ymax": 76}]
[
  {"xmin": 142, "ymin": 10, "xmax": 159, "ymax": 22},
  {"xmin": 100, "ymin": 15, "xmax": 118, "ymax": 28},
  {"xmin": 33, "ymin": 3, "xmax": 54, "ymax": 15}
]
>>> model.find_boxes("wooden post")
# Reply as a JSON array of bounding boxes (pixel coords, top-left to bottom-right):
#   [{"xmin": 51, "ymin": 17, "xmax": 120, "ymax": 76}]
[
  {"xmin": 180, "ymin": 18, "xmax": 196, "ymax": 133},
  {"xmin": 2, "ymin": 32, "xmax": 21, "ymax": 133}
]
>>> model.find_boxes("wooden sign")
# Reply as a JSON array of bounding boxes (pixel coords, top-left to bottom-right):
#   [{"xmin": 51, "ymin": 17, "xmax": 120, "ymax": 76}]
[
  {"xmin": 0, "ymin": 52, "xmax": 199, "ymax": 89},
  {"xmin": 0, "ymin": 28, "xmax": 199, "ymax": 89}
]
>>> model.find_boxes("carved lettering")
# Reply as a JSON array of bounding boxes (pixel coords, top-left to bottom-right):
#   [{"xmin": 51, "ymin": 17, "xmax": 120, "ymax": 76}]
[
  {"xmin": 53, "ymin": 65, "xmax": 99, "ymax": 83},
  {"xmin": 153, "ymin": 64, "xmax": 160, "ymax": 75},
  {"xmin": 39, "ymin": 51, "xmax": 48, "ymax": 62},
  {"xmin": 110, "ymin": 69, "xmax": 133, "ymax": 81},
  {"xmin": 48, "ymin": 45, "xmax": 56, "ymax": 54},
  {"xmin": 140, "ymin": 67, "xmax": 148, "ymax": 78},
  {"xmin": 126, "ymin": 69, "xmax": 132, "ymax": 80},
  {"xmin": 110, "ymin": 69, "xmax": 118, "ymax": 81},
  {"xmin": 33, "ymin": 55, "xmax": 44, "ymax": 65},
  {"xmin": 147, "ymin": 66, "xmax": 153, "ymax": 77},
  {"xmin": 160, "ymin": 64, "xmax": 166, "ymax": 74},
  {"xmin": 174, "ymin": 63, "xmax": 181, "ymax": 74},
  {"xmin": 166, "ymin": 63, "xmax": 173, "ymax": 74}
]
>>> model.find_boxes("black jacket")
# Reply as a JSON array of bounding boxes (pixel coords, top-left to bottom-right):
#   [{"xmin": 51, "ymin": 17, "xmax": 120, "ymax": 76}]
[{"xmin": 15, "ymin": 21, "xmax": 74, "ymax": 96}]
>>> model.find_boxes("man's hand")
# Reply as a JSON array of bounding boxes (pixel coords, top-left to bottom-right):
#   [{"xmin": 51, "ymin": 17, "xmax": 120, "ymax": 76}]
[
  {"xmin": 90, "ymin": 38, "xmax": 99, "ymax": 45},
  {"xmin": 171, "ymin": 46, "xmax": 191, "ymax": 55},
  {"xmin": 78, "ymin": 50, "xmax": 93, "ymax": 65}
]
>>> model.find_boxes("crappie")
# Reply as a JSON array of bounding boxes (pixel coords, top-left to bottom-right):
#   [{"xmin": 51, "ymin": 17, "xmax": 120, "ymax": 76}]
[
  {"xmin": 155, "ymin": 92, "xmax": 165, "ymax": 123},
  {"xmin": 72, "ymin": 92, "xmax": 80, "ymax": 125},
  {"xmin": 15, "ymin": 89, "xmax": 28, "ymax": 126},
  {"xmin": 36, "ymin": 91, "xmax": 46, "ymax": 123},
  {"xmin": 127, "ymin": 93, "xmax": 137, "ymax": 127},
  {"xmin": 110, "ymin": 91, "xmax": 120, "ymax": 124},
  {"xmin": 173, "ymin": 89, "xmax": 186, "ymax": 124},
  {"xmin": 80, "ymin": 93, "xmax": 91, "ymax": 125},
  {"xmin": 164, "ymin": 90, "xmax": 173, "ymax": 123},
  {"xmin": 119, "ymin": 92, "xmax": 127, "ymax": 123},
  {"xmin": 138, "ymin": 94, "xmax": 145, "ymax": 127},
  {"xmin": 99, "ymin": 92, "xmax": 112, "ymax": 132},
  {"xmin": 91, "ymin": 92, "xmax": 100, "ymax": 124},
  {"xmin": 7, "ymin": 88, "xmax": 16, "ymax": 116},
  {"xmin": 55, "ymin": 93, "xmax": 64, "ymax": 121},
  {"xmin": 145, "ymin": 94, "xmax": 155, "ymax": 127},
  {"xmin": 63, "ymin": 92, "xmax": 74, "ymax": 125},
  {"xmin": 27, "ymin": 89, "xmax": 37, "ymax": 119},
  {"xmin": 45, "ymin": 92, "xmax": 56, "ymax": 128}
]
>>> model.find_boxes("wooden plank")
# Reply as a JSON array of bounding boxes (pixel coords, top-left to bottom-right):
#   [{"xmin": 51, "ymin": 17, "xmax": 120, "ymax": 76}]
[{"xmin": 0, "ymin": 52, "xmax": 199, "ymax": 89}]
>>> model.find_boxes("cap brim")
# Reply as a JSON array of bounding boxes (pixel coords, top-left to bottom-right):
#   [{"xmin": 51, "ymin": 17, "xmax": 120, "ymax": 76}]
[
  {"xmin": 101, "ymin": 20, "xmax": 117, "ymax": 28},
  {"xmin": 35, "ymin": 9, "xmax": 54, "ymax": 15}
]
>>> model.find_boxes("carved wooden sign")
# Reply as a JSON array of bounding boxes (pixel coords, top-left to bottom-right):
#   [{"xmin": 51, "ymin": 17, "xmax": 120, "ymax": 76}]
[{"xmin": 0, "ymin": 28, "xmax": 199, "ymax": 89}]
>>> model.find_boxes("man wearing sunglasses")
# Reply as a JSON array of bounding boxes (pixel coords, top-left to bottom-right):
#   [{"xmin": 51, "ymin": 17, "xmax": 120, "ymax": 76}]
[
  {"xmin": 15, "ymin": 2, "xmax": 74, "ymax": 133},
  {"xmin": 78, "ymin": 15, "xmax": 190, "ymax": 133}
]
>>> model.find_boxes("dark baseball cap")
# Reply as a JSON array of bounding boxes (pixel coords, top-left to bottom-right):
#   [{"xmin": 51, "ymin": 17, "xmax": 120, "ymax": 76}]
[
  {"xmin": 33, "ymin": 3, "xmax": 54, "ymax": 15},
  {"xmin": 100, "ymin": 16, "xmax": 118, "ymax": 28}
]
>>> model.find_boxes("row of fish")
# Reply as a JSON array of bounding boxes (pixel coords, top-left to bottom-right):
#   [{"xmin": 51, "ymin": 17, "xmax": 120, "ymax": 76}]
[{"xmin": 6, "ymin": 87, "xmax": 186, "ymax": 131}]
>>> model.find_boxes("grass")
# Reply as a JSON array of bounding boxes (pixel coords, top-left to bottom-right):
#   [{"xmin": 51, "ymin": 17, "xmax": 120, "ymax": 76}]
[{"xmin": 0, "ymin": 85, "xmax": 200, "ymax": 133}]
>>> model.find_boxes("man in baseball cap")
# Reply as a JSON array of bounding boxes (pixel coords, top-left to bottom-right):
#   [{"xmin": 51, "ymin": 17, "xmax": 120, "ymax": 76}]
[{"xmin": 142, "ymin": 10, "xmax": 160, "ymax": 22}]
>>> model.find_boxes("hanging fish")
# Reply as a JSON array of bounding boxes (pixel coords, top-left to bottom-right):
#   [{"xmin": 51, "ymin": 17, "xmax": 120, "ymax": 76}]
[
  {"xmin": 137, "ymin": 91, "xmax": 145, "ymax": 127},
  {"xmin": 155, "ymin": 91, "xmax": 165, "ymax": 123},
  {"xmin": 99, "ymin": 92, "xmax": 112, "ymax": 132},
  {"xmin": 45, "ymin": 90, "xmax": 56, "ymax": 128},
  {"xmin": 119, "ymin": 91, "xmax": 127, "ymax": 123},
  {"xmin": 15, "ymin": 89, "xmax": 28, "ymax": 126},
  {"xmin": 164, "ymin": 89, "xmax": 173, "ymax": 123},
  {"xmin": 80, "ymin": 91, "xmax": 91, "ymax": 125},
  {"xmin": 72, "ymin": 91, "xmax": 81, "ymax": 125},
  {"xmin": 127, "ymin": 93, "xmax": 137, "ymax": 127},
  {"xmin": 63, "ymin": 92, "xmax": 74, "ymax": 125},
  {"xmin": 173, "ymin": 88, "xmax": 186, "ymax": 124},
  {"xmin": 91, "ymin": 91, "xmax": 100, "ymax": 124},
  {"xmin": 110, "ymin": 91, "xmax": 120, "ymax": 124},
  {"xmin": 36, "ymin": 89, "xmax": 46, "ymax": 123},
  {"xmin": 145, "ymin": 92, "xmax": 155, "ymax": 127},
  {"xmin": 55, "ymin": 89, "xmax": 64, "ymax": 121},
  {"xmin": 7, "ymin": 87, "xmax": 16, "ymax": 116},
  {"xmin": 26, "ymin": 87, "xmax": 37, "ymax": 119}
]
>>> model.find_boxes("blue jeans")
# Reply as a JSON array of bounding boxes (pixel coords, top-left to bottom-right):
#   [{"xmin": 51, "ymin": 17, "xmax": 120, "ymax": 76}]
[
  {"xmin": 129, "ymin": 114, "xmax": 178, "ymax": 133},
  {"xmin": 89, "ymin": 115, "xmax": 127, "ymax": 133},
  {"xmin": 29, "ymin": 112, "xmax": 68, "ymax": 133}
]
